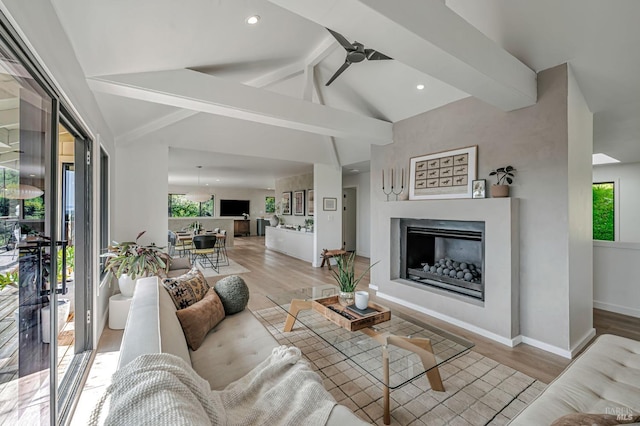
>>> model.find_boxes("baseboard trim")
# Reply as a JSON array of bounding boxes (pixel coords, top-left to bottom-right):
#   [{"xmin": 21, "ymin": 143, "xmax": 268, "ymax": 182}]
[
  {"xmin": 594, "ymin": 300, "xmax": 640, "ymax": 318},
  {"xmin": 375, "ymin": 291, "xmax": 520, "ymax": 348},
  {"xmin": 570, "ymin": 328, "xmax": 596, "ymax": 358},
  {"xmin": 518, "ymin": 336, "xmax": 572, "ymax": 359},
  {"xmin": 368, "ymin": 284, "xmax": 379, "ymax": 291}
]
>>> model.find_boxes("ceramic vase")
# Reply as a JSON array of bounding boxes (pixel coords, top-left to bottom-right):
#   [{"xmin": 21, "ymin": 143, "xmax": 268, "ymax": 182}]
[
  {"xmin": 118, "ymin": 274, "xmax": 137, "ymax": 298},
  {"xmin": 270, "ymin": 215, "xmax": 280, "ymax": 227},
  {"xmin": 338, "ymin": 290, "xmax": 355, "ymax": 307}
]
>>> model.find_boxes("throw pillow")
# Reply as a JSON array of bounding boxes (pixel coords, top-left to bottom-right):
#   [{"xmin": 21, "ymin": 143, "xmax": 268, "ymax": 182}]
[
  {"xmin": 213, "ymin": 275, "xmax": 250, "ymax": 315},
  {"xmin": 162, "ymin": 267, "xmax": 209, "ymax": 309},
  {"xmin": 176, "ymin": 288, "xmax": 225, "ymax": 351},
  {"xmin": 551, "ymin": 413, "xmax": 640, "ymax": 426}
]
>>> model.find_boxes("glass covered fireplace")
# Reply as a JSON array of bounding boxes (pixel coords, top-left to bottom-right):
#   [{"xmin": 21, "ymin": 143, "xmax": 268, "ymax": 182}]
[{"xmin": 400, "ymin": 219, "xmax": 485, "ymax": 300}]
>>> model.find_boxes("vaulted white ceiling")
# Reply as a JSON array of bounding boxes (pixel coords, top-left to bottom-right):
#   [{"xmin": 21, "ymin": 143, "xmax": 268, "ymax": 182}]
[{"xmin": 51, "ymin": 0, "xmax": 640, "ymax": 187}]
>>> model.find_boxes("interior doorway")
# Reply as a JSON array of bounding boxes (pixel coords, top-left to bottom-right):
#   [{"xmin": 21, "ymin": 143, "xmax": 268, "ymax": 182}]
[{"xmin": 342, "ymin": 187, "xmax": 357, "ymax": 252}]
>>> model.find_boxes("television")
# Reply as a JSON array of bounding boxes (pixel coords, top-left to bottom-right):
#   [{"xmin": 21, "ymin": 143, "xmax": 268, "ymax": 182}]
[{"xmin": 220, "ymin": 199, "xmax": 250, "ymax": 217}]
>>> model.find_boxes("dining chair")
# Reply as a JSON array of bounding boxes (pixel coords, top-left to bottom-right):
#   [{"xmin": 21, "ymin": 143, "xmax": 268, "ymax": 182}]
[
  {"xmin": 214, "ymin": 230, "xmax": 229, "ymax": 267},
  {"xmin": 192, "ymin": 235, "xmax": 218, "ymax": 271}
]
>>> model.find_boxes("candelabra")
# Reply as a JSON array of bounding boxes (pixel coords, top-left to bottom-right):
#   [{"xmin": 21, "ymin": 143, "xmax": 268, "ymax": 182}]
[{"xmin": 381, "ymin": 168, "xmax": 405, "ymax": 201}]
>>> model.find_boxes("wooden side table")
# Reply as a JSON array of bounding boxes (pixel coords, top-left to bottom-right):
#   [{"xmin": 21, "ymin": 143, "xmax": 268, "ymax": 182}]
[{"xmin": 109, "ymin": 294, "xmax": 133, "ymax": 329}]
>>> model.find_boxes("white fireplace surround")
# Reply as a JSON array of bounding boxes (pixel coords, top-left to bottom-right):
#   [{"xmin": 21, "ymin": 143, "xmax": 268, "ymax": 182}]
[{"xmin": 370, "ymin": 198, "xmax": 520, "ymax": 346}]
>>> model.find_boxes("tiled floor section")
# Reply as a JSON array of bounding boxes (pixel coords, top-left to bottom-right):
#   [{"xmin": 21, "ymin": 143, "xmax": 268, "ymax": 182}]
[{"xmin": 254, "ymin": 307, "xmax": 545, "ymax": 425}]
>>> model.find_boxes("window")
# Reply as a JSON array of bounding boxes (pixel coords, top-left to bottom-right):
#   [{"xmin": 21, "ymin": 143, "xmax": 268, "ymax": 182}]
[
  {"xmin": 100, "ymin": 148, "xmax": 109, "ymax": 274},
  {"xmin": 265, "ymin": 196, "xmax": 275, "ymax": 214},
  {"xmin": 593, "ymin": 182, "xmax": 614, "ymax": 241},
  {"xmin": 168, "ymin": 194, "xmax": 214, "ymax": 217}
]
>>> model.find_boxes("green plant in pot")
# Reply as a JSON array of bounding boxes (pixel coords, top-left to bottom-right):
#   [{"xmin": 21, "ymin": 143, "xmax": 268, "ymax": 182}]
[
  {"xmin": 489, "ymin": 166, "xmax": 516, "ymax": 198},
  {"xmin": 330, "ymin": 252, "xmax": 378, "ymax": 306},
  {"xmin": 101, "ymin": 231, "xmax": 170, "ymax": 297}
]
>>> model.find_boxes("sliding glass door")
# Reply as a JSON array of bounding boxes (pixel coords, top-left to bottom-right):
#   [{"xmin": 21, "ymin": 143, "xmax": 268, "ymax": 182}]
[{"xmin": 0, "ymin": 18, "xmax": 95, "ymax": 425}]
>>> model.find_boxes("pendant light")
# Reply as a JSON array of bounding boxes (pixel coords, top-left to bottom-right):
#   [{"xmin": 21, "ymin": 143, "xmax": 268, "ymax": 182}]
[
  {"xmin": 2, "ymin": 184, "xmax": 44, "ymax": 200},
  {"xmin": 185, "ymin": 166, "xmax": 210, "ymax": 203}
]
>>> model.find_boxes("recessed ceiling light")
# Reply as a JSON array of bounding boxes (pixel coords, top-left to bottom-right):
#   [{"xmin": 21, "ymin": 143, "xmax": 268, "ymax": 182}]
[
  {"xmin": 29, "ymin": 174, "xmax": 35, "ymax": 177},
  {"xmin": 416, "ymin": 84, "xmax": 425, "ymax": 90},
  {"xmin": 205, "ymin": 183, "xmax": 209, "ymax": 186},
  {"xmin": 246, "ymin": 15, "xmax": 260, "ymax": 25},
  {"xmin": 350, "ymin": 169, "xmax": 359, "ymax": 173},
  {"xmin": 592, "ymin": 153, "xmax": 620, "ymax": 165},
  {"xmin": 216, "ymin": 179, "xmax": 221, "ymax": 182}
]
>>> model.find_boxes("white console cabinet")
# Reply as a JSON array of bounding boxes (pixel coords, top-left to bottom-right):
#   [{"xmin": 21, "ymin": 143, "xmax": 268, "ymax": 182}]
[{"xmin": 265, "ymin": 227, "xmax": 314, "ymax": 263}]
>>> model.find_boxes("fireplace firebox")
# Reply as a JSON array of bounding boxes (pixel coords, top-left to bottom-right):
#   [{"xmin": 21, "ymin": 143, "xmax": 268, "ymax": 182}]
[{"xmin": 400, "ymin": 219, "xmax": 485, "ymax": 300}]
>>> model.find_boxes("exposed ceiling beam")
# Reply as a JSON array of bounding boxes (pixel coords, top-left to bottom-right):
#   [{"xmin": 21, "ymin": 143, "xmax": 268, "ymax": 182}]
[
  {"xmin": 268, "ymin": 0, "xmax": 537, "ymax": 111},
  {"xmin": 0, "ymin": 108, "xmax": 18, "ymax": 129},
  {"xmin": 242, "ymin": 61, "xmax": 303, "ymax": 88},
  {"xmin": 117, "ymin": 109, "xmax": 198, "ymax": 145},
  {"xmin": 0, "ymin": 129, "xmax": 18, "ymax": 148},
  {"xmin": 313, "ymin": 71, "xmax": 341, "ymax": 167},
  {"xmin": 88, "ymin": 69, "xmax": 392, "ymax": 143}
]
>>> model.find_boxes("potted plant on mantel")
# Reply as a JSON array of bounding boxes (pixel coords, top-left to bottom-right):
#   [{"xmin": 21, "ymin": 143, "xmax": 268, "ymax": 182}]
[
  {"xmin": 331, "ymin": 253, "xmax": 378, "ymax": 306},
  {"xmin": 101, "ymin": 231, "xmax": 170, "ymax": 297},
  {"xmin": 489, "ymin": 166, "xmax": 516, "ymax": 198}
]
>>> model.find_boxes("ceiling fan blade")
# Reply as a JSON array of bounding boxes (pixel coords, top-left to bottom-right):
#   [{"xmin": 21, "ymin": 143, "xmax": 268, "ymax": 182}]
[
  {"xmin": 325, "ymin": 61, "xmax": 352, "ymax": 86},
  {"xmin": 365, "ymin": 49, "xmax": 392, "ymax": 61},
  {"xmin": 326, "ymin": 28, "xmax": 355, "ymax": 51}
]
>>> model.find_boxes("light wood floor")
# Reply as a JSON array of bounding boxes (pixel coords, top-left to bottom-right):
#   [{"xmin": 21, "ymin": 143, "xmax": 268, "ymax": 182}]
[{"xmin": 232, "ymin": 236, "xmax": 639, "ymax": 384}]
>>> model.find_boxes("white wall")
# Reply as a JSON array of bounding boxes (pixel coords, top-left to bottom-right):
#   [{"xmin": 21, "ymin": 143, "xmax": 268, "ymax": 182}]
[
  {"xmin": 373, "ymin": 64, "xmax": 594, "ymax": 356},
  {"xmin": 0, "ymin": 0, "xmax": 117, "ymax": 341},
  {"xmin": 115, "ymin": 141, "xmax": 168, "ymax": 247},
  {"xmin": 343, "ymin": 172, "xmax": 371, "ymax": 258},
  {"xmin": 169, "ymin": 184, "xmax": 275, "ymax": 236},
  {"xmin": 592, "ymin": 162, "xmax": 640, "ymax": 318},
  {"xmin": 567, "ymin": 65, "xmax": 595, "ymax": 353},
  {"xmin": 593, "ymin": 162, "xmax": 640, "ymax": 242},
  {"xmin": 313, "ymin": 164, "xmax": 342, "ymax": 267}
]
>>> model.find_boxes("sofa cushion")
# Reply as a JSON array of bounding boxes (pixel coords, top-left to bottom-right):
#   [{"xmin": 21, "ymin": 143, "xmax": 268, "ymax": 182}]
[
  {"xmin": 509, "ymin": 334, "xmax": 640, "ymax": 425},
  {"xmin": 176, "ymin": 288, "xmax": 226, "ymax": 351},
  {"xmin": 158, "ymin": 283, "xmax": 192, "ymax": 365},
  {"xmin": 190, "ymin": 309, "xmax": 280, "ymax": 390},
  {"xmin": 162, "ymin": 267, "xmax": 209, "ymax": 309}
]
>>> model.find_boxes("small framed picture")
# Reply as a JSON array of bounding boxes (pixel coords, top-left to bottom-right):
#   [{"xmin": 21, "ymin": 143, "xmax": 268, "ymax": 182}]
[
  {"xmin": 323, "ymin": 197, "xmax": 337, "ymax": 211},
  {"xmin": 282, "ymin": 192, "xmax": 292, "ymax": 215},
  {"xmin": 307, "ymin": 189, "xmax": 314, "ymax": 216},
  {"xmin": 472, "ymin": 179, "xmax": 486, "ymax": 199},
  {"xmin": 293, "ymin": 190, "xmax": 305, "ymax": 216}
]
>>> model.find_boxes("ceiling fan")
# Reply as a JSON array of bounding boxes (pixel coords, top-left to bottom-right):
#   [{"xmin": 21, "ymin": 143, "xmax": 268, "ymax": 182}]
[{"xmin": 324, "ymin": 28, "xmax": 392, "ymax": 86}]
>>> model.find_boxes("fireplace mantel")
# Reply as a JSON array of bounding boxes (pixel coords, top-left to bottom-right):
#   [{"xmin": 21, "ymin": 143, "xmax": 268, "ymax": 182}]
[{"xmin": 370, "ymin": 198, "xmax": 520, "ymax": 346}]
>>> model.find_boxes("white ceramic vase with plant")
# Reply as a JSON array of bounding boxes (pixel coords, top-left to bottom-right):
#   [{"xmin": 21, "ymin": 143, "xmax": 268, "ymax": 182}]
[{"xmin": 330, "ymin": 253, "xmax": 378, "ymax": 306}]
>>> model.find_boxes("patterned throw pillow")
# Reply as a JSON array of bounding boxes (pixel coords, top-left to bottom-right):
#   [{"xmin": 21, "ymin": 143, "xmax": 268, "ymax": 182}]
[
  {"xmin": 162, "ymin": 267, "xmax": 209, "ymax": 309},
  {"xmin": 176, "ymin": 288, "xmax": 226, "ymax": 351}
]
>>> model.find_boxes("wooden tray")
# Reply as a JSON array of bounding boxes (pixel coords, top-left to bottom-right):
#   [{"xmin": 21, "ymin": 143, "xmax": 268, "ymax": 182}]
[{"xmin": 312, "ymin": 295, "xmax": 391, "ymax": 331}]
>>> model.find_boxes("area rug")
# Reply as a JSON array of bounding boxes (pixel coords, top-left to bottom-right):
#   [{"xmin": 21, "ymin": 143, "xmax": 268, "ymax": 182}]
[
  {"xmin": 194, "ymin": 258, "xmax": 250, "ymax": 278},
  {"xmin": 253, "ymin": 307, "xmax": 545, "ymax": 425}
]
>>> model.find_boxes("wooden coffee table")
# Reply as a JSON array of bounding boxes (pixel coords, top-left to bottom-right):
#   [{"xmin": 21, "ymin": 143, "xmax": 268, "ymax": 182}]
[{"xmin": 267, "ymin": 285, "xmax": 474, "ymax": 425}]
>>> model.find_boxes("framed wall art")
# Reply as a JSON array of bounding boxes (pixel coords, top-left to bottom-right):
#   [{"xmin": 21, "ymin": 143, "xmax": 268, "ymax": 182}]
[
  {"xmin": 281, "ymin": 192, "xmax": 292, "ymax": 215},
  {"xmin": 307, "ymin": 189, "xmax": 314, "ymax": 216},
  {"xmin": 323, "ymin": 197, "xmax": 337, "ymax": 211},
  {"xmin": 409, "ymin": 146, "xmax": 477, "ymax": 200},
  {"xmin": 293, "ymin": 190, "xmax": 305, "ymax": 216}
]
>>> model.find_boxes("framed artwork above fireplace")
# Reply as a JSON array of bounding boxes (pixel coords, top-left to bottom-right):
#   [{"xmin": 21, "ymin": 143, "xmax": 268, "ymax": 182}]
[{"xmin": 409, "ymin": 145, "xmax": 477, "ymax": 200}]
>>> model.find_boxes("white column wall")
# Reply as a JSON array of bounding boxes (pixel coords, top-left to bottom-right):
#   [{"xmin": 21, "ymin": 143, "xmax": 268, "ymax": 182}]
[
  {"xmin": 567, "ymin": 65, "xmax": 595, "ymax": 354},
  {"xmin": 313, "ymin": 164, "xmax": 342, "ymax": 267}
]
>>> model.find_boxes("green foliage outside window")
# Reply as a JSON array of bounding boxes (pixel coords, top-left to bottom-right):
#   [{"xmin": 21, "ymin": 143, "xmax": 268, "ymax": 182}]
[
  {"xmin": 265, "ymin": 196, "xmax": 275, "ymax": 214},
  {"xmin": 24, "ymin": 195, "xmax": 45, "ymax": 219},
  {"xmin": 593, "ymin": 182, "xmax": 614, "ymax": 241},
  {"xmin": 168, "ymin": 194, "xmax": 214, "ymax": 217}
]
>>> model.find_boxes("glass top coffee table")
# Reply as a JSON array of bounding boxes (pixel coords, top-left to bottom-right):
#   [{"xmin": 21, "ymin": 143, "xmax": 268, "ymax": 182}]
[{"xmin": 266, "ymin": 285, "xmax": 474, "ymax": 425}]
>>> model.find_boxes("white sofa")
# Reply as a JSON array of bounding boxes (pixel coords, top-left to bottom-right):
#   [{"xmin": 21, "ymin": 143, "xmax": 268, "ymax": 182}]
[
  {"xmin": 509, "ymin": 334, "xmax": 640, "ymax": 424},
  {"xmin": 118, "ymin": 277, "xmax": 368, "ymax": 425}
]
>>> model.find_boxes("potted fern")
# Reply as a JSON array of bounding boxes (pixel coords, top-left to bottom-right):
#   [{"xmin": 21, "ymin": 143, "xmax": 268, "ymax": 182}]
[
  {"xmin": 330, "ymin": 252, "xmax": 377, "ymax": 306},
  {"xmin": 489, "ymin": 166, "xmax": 516, "ymax": 198},
  {"xmin": 101, "ymin": 231, "xmax": 170, "ymax": 297}
]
